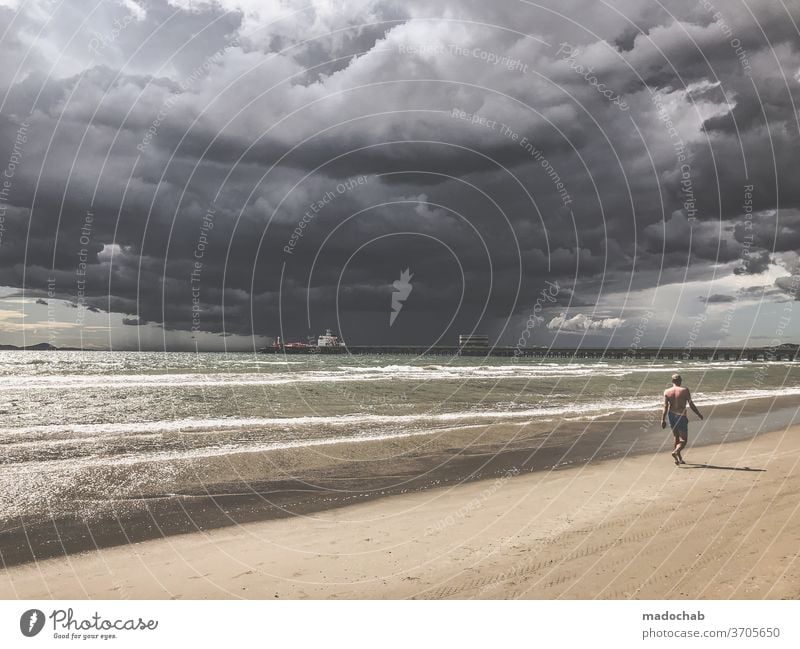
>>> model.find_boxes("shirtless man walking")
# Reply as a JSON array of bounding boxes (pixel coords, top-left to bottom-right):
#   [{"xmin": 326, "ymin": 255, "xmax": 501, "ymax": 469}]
[{"xmin": 661, "ymin": 373, "xmax": 703, "ymax": 465}]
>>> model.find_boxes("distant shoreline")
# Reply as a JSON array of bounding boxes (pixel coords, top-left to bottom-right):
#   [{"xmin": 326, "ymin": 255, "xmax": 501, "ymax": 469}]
[
  {"xmin": 2, "ymin": 342, "xmax": 798, "ymax": 359},
  {"xmin": 0, "ymin": 343, "xmax": 84, "ymax": 351}
]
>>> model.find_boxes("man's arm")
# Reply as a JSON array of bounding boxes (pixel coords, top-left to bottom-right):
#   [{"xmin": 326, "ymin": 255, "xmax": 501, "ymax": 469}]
[
  {"xmin": 661, "ymin": 392, "xmax": 669, "ymax": 428},
  {"xmin": 687, "ymin": 390, "xmax": 703, "ymax": 419}
]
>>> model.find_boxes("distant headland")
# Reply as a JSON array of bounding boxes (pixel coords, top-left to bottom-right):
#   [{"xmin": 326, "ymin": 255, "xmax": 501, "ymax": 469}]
[{"xmin": 0, "ymin": 343, "xmax": 84, "ymax": 351}]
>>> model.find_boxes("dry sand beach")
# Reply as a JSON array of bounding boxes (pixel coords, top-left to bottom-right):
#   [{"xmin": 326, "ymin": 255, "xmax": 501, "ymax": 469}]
[{"xmin": 2, "ymin": 419, "xmax": 799, "ymax": 600}]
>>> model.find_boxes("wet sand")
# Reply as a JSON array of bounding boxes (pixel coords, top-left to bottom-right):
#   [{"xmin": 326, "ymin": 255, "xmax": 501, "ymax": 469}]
[{"xmin": 1, "ymin": 397, "xmax": 798, "ymax": 598}]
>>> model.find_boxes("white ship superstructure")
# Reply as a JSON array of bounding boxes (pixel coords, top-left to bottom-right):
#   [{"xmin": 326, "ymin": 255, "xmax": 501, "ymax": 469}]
[{"xmin": 317, "ymin": 329, "xmax": 345, "ymax": 348}]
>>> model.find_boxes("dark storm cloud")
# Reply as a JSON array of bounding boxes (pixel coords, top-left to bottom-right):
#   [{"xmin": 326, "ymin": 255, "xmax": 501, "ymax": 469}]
[
  {"xmin": 775, "ymin": 275, "xmax": 800, "ymax": 299},
  {"xmin": 0, "ymin": 0, "xmax": 797, "ymax": 348},
  {"xmin": 701, "ymin": 293, "xmax": 735, "ymax": 303},
  {"xmin": 734, "ymin": 250, "xmax": 772, "ymax": 275},
  {"xmin": 734, "ymin": 210, "xmax": 800, "ymax": 252}
]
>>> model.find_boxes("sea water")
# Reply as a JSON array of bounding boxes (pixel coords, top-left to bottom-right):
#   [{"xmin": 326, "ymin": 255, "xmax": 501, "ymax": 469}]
[{"xmin": 1, "ymin": 350, "xmax": 798, "ymax": 523}]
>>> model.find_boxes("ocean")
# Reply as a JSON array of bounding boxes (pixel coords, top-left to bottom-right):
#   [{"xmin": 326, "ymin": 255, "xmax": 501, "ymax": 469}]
[{"xmin": 1, "ymin": 350, "xmax": 799, "ymax": 562}]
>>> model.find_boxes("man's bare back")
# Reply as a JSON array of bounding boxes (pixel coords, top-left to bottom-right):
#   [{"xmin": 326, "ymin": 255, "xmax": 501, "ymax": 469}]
[{"xmin": 664, "ymin": 384, "xmax": 691, "ymax": 414}]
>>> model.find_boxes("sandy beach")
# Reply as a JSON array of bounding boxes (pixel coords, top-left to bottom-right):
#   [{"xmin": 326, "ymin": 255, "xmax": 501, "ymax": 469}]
[{"xmin": 2, "ymin": 418, "xmax": 799, "ymax": 600}]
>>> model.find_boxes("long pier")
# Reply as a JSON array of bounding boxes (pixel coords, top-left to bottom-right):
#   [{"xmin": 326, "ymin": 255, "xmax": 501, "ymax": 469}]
[{"xmin": 264, "ymin": 345, "xmax": 800, "ymax": 361}]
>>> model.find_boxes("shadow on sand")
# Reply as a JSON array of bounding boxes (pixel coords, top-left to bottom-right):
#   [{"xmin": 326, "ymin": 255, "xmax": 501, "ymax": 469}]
[{"xmin": 682, "ymin": 463, "xmax": 765, "ymax": 472}]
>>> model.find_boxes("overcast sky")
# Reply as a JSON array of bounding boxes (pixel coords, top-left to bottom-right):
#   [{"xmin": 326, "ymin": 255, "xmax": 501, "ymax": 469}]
[{"xmin": 0, "ymin": 0, "xmax": 797, "ymax": 351}]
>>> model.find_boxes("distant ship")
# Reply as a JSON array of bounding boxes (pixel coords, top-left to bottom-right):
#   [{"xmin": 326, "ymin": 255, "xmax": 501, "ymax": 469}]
[
  {"xmin": 260, "ymin": 329, "xmax": 346, "ymax": 354},
  {"xmin": 316, "ymin": 328, "xmax": 346, "ymax": 350}
]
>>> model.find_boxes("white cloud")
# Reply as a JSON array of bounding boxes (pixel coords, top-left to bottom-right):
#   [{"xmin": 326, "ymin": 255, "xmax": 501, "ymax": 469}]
[
  {"xmin": 547, "ymin": 312, "xmax": 624, "ymax": 332},
  {"xmin": 120, "ymin": 0, "xmax": 146, "ymax": 21}
]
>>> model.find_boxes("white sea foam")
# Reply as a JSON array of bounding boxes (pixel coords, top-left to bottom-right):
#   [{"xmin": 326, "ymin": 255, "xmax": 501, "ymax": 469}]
[
  {"xmin": 1, "ymin": 386, "xmax": 797, "ymax": 444},
  {"xmin": 0, "ymin": 360, "xmax": 785, "ymax": 390}
]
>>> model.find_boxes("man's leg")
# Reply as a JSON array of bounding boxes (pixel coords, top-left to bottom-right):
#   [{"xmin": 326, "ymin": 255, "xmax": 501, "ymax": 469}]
[
  {"xmin": 675, "ymin": 432, "xmax": 687, "ymax": 464},
  {"xmin": 671, "ymin": 433, "xmax": 682, "ymax": 464},
  {"xmin": 668, "ymin": 414, "xmax": 679, "ymax": 464}
]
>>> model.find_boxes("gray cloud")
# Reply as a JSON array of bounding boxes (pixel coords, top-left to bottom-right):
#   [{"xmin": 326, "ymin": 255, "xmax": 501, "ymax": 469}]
[
  {"xmin": 701, "ymin": 294, "xmax": 735, "ymax": 303},
  {"xmin": 0, "ymin": 0, "xmax": 797, "ymax": 348},
  {"xmin": 734, "ymin": 250, "xmax": 772, "ymax": 275}
]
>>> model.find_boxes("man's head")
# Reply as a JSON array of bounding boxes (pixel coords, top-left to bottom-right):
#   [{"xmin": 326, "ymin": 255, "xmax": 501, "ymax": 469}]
[{"xmin": 671, "ymin": 373, "xmax": 682, "ymax": 385}]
